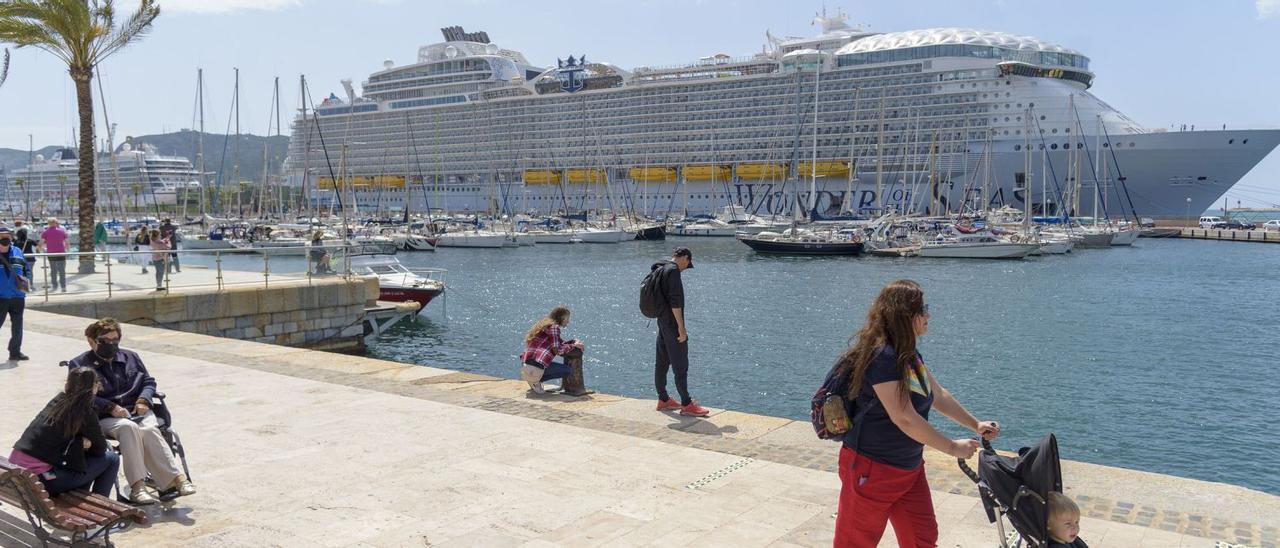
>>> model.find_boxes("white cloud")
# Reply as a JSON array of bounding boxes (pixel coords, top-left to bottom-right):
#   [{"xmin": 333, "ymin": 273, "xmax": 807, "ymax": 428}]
[
  {"xmin": 1259, "ymin": 0, "xmax": 1280, "ymax": 19},
  {"xmin": 159, "ymin": 0, "xmax": 304, "ymax": 15}
]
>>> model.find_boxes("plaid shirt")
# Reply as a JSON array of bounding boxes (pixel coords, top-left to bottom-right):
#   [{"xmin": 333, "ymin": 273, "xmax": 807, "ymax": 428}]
[{"xmin": 520, "ymin": 324, "xmax": 574, "ymax": 367}]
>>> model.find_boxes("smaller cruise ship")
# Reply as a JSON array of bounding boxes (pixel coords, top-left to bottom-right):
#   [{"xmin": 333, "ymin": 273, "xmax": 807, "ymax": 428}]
[{"xmin": 2, "ymin": 143, "xmax": 202, "ymax": 212}]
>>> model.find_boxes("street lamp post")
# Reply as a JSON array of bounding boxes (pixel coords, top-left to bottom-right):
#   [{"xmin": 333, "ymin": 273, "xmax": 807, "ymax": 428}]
[{"xmin": 1185, "ymin": 196, "xmax": 1192, "ymax": 227}]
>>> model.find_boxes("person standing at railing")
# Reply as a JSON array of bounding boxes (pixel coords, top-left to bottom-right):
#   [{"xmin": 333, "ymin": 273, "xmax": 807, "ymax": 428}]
[
  {"xmin": 14, "ymin": 223, "xmax": 37, "ymax": 292},
  {"xmin": 148, "ymin": 229, "xmax": 170, "ymax": 292},
  {"xmin": 159, "ymin": 219, "xmax": 181, "ymax": 274},
  {"xmin": 133, "ymin": 227, "xmax": 151, "ymax": 274},
  {"xmin": 0, "ymin": 226, "xmax": 29, "ymax": 361},
  {"xmin": 37, "ymin": 218, "xmax": 68, "ymax": 293}
]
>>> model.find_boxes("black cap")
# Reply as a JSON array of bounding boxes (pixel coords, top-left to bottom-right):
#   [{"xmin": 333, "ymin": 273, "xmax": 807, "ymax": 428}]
[{"xmin": 673, "ymin": 246, "xmax": 693, "ymax": 268}]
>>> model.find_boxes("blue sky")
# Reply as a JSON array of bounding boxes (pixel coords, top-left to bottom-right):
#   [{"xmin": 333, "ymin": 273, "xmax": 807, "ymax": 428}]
[{"xmin": 2, "ymin": 0, "xmax": 1278, "ymax": 205}]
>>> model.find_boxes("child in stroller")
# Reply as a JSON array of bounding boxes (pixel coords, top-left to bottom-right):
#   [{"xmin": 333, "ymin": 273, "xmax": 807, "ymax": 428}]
[{"xmin": 958, "ymin": 433, "xmax": 1087, "ymax": 548}]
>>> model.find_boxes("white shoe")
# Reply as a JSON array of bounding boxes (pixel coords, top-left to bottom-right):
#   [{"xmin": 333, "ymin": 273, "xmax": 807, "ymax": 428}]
[{"xmin": 520, "ymin": 364, "xmax": 545, "ymax": 394}]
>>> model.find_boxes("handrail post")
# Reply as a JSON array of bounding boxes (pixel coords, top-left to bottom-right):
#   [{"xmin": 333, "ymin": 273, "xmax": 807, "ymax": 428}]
[
  {"xmin": 41, "ymin": 256, "xmax": 49, "ymax": 303},
  {"xmin": 105, "ymin": 254, "xmax": 113, "ymax": 298},
  {"xmin": 263, "ymin": 249, "xmax": 270, "ymax": 288},
  {"xmin": 215, "ymin": 251, "xmax": 224, "ymax": 291},
  {"xmin": 163, "ymin": 251, "xmax": 171, "ymax": 292}
]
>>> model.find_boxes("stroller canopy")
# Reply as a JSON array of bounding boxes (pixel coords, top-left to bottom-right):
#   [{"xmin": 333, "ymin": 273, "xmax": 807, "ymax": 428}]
[{"xmin": 977, "ymin": 434, "xmax": 1063, "ymax": 547}]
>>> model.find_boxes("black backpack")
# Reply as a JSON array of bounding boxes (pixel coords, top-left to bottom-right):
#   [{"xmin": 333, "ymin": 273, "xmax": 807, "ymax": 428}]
[{"xmin": 639, "ymin": 263, "xmax": 669, "ymax": 318}]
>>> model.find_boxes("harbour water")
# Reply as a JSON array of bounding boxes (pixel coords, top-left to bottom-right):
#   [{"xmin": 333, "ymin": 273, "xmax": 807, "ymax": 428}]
[{"xmin": 358, "ymin": 238, "xmax": 1280, "ymax": 496}]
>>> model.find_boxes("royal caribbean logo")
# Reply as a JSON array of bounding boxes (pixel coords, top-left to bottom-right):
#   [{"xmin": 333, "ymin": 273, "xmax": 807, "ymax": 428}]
[{"xmin": 556, "ymin": 55, "xmax": 587, "ymax": 93}]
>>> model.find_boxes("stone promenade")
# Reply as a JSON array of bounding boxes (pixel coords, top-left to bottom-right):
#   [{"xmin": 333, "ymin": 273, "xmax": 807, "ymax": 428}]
[{"xmin": 2, "ymin": 310, "xmax": 1276, "ymax": 547}]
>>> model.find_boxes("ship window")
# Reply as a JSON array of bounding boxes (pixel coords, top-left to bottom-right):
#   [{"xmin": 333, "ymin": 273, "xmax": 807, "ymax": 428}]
[
  {"xmin": 1014, "ymin": 145, "xmax": 1022, "ymax": 151},
  {"xmin": 1243, "ymin": 139, "xmax": 1249, "ymax": 144},
  {"xmin": 1016, "ymin": 116, "xmax": 1022, "ymax": 122},
  {"xmin": 1040, "ymin": 115, "xmax": 1046, "ymax": 121},
  {"xmin": 1103, "ymin": 143, "xmax": 1109, "ymax": 148},
  {"xmin": 1063, "ymin": 143, "xmax": 1070, "ymax": 149},
  {"xmin": 1051, "ymin": 144, "xmax": 1058, "ymax": 150},
  {"xmin": 1129, "ymin": 142, "xmax": 1136, "ymax": 147},
  {"xmin": 1029, "ymin": 102, "xmax": 1035, "ymax": 108},
  {"xmin": 1052, "ymin": 128, "xmax": 1058, "ymax": 133},
  {"xmin": 1228, "ymin": 139, "xmax": 1234, "ymax": 144}
]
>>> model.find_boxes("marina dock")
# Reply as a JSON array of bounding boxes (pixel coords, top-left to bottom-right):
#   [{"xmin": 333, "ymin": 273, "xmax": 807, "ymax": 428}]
[
  {"xmin": 1178, "ymin": 228, "xmax": 1280, "ymax": 243},
  {"xmin": 2, "ymin": 310, "xmax": 1275, "ymax": 547}
]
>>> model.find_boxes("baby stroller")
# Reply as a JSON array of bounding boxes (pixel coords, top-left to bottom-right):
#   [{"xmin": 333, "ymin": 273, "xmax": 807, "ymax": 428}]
[{"xmin": 957, "ymin": 434, "xmax": 1086, "ymax": 548}]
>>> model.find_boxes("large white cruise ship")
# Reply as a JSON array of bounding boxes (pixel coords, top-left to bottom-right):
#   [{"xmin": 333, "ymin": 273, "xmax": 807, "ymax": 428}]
[
  {"xmin": 286, "ymin": 17, "xmax": 1280, "ymax": 220},
  {"xmin": 2, "ymin": 142, "xmax": 201, "ymax": 211}
]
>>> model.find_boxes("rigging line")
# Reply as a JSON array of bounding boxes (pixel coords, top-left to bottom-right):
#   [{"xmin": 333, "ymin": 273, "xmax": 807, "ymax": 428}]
[
  {"xmin": 301, "ymin": 80, "xmax": 343, "ymax": 214},
  {"xmin": 1098, "ymin": 123, "xmax": 1140, "ymax": 222},
  {"xmin": 1069, "ymin": 102, "xmax": 1106, "ymax": 218},
  {"xmin": 1027, "ymin": 107, "xmax": 1071, "ymax": 218}
]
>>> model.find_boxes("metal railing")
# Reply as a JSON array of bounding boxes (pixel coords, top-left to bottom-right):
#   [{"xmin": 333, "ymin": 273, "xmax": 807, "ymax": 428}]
[{"xmin": 24, "ymin": 244, "xmax": 369, "ymax": 303}]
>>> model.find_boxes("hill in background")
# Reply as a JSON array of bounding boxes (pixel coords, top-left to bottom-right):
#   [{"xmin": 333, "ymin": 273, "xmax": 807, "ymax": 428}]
[{"xmin": 0, "ymin": 130, "xmax": 290, "ymax": 185}]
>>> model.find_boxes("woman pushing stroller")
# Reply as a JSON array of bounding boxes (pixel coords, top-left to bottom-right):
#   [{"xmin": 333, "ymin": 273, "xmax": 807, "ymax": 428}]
[{"xmin": 827, "ymin": 279, "xmax": 1001, "ymax": 547}]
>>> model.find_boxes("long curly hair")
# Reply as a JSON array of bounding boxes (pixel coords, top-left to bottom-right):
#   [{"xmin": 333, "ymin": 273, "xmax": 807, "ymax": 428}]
[
  {"xmin": 525, "ymin": 306, "xmax": 571, "ymax": 345},
  {"xmin": 832, "ymin": 279, "xmax": 927, "ymax": 401}
]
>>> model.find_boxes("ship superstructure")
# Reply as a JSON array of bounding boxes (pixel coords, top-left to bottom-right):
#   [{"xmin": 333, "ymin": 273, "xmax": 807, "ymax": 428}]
[{"xmin": 287, "ymin": 16, "xmax": 1280, "ymax": 220}]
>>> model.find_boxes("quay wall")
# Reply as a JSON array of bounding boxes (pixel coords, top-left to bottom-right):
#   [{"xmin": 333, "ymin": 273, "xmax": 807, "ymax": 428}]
[{"xmin": 29, "ymin": 277, "xmax": 380, "ymax": 352}]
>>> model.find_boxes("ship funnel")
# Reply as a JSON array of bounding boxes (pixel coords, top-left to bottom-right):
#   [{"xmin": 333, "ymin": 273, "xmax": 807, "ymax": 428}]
[{"xmin": 341, "ymin": 78, "xmax": 355, "ymax": 102}]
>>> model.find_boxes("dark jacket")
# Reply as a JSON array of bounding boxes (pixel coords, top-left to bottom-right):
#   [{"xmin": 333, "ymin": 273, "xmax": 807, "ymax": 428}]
[
  {"xmin": 67, "ymin": 349, "xmax": 157, "ymax": 418},
  {"xmin": 13, "ymin": 394, "xmax": 109, "ymax": 473},
  {"xmin": 650, "ymin": 261, "xmax": 685, "ymax": 328}
]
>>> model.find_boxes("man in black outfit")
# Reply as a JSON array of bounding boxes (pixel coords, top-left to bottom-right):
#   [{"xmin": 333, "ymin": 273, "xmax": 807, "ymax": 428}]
[{"xmin": 653, "ymin": 247, "xmax": 709, "ymax": 417}]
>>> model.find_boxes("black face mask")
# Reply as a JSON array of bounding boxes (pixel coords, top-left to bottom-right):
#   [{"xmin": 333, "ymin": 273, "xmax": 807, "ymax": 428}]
[{"xmin": 95, "ymin": 341, "xmax": 120, "ymax": 361}]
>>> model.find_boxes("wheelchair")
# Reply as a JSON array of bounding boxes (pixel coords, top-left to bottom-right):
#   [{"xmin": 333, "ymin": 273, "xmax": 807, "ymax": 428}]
[{"xmin": 58, "ymin": 361, "xmax": 192, "ymax": 506}]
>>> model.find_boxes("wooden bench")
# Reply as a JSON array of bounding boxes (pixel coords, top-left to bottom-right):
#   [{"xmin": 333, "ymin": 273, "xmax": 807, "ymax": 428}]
[{"xmin": 0, "ymin": 456, "xmax": 147, "ymax": 547}]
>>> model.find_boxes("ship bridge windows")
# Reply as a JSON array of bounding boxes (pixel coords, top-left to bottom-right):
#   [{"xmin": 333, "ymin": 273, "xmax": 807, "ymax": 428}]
[{"xmin": 997, "ymin": 63, "xmax": 1092, "ymax": 88}]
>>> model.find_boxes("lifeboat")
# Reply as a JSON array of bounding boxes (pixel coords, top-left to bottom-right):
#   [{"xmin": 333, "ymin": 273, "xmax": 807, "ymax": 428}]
[
  {"xmin": 523, "ymin": 170, "xmax": 562, "ymax": 185},
  {"xmin": 566, "ymin": 168, "xmax": 607, "ymax": 184},
  {"xmin": 683, "ymin": 165, "xmax": 731, "ymax": 181},
  {"xmin": 736, "ymin": 163, "xmax": 788, "ymax": 180},
  {"xmin": 630, "ymin": 166, "xmax": 677, "ymax": 182},
  {"xmin": 797, "ymin": 161, "xmax": 851, "ymax": 178}
]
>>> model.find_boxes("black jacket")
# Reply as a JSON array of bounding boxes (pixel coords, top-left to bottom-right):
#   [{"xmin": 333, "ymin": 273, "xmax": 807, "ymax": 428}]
[
  {"xmin": 67, "ymin": 349, "xmax": 158, "ymax": 418},
  {"xmin": 650, "ymin": 261, "xmax": 685, "ymax": 328},
  {"xmin": 13, "ymin": 394, "xmax": 109, "ymax": 473}
]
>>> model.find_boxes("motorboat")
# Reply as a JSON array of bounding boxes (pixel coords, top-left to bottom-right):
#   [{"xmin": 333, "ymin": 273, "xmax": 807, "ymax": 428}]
[
  {"xmin": 916, "ymin": 232, "xmax": 1038, "ymax": 259},
  {"xmin": 737, "ymin": 227, "xmax": 865, "ymax": 255},
  {"xmin": 350, "ymin": 252, "xmax": 446, "ymax": 313}
]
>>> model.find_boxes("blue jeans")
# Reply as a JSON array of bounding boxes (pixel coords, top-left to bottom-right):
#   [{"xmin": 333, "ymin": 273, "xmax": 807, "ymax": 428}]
[
  {"xmin": 526, "ymin": 360, "xmax": 570, "ymax": 382},
  {"xmin": 40, "ymin": 451, "xmax": 120, "ymax": 497}
]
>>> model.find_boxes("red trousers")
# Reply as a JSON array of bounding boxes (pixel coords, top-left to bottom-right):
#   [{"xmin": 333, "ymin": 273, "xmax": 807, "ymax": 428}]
[{"xmin": 834, "ymin": 447, "xmax": 938, "ymax": 547}]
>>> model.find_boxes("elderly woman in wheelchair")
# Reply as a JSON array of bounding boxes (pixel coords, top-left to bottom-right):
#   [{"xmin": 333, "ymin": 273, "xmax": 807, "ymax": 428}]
[{"xmin": 66, "ymin": 318, "xmax": 195, "ymax": 506}]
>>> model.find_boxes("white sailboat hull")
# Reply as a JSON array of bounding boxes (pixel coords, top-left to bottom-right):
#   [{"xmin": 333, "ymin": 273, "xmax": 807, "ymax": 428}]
[
  {"xmin": 435, "ymin": 233, "xmax": 508, "ymax": 248},
  {"xmin": 916, "ymin": 242, "xmax": 1038, "ymax": 259},
  {"xmin": 576, "ymin": 229, "xmax": 628, "ymax": 243},
  {"xmin": 1110, "ymin": 229, "xmax": 1140, "ymax": 246}
]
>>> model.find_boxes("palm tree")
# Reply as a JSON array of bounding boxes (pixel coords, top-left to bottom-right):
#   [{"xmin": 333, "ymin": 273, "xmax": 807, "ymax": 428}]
[{"xmin": 0, "ymin": 0, "xmax": 160, "ymax": 272}]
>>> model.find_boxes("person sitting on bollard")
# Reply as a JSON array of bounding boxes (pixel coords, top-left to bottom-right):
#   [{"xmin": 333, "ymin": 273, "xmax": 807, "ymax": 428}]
[
  {"xmin": 519, "ymin": 305, "xmax": 584, "ymax": 394},
  {"xmin": 309, "ymin": 231, "xmax": 332, "ymax": 275},
  {"xmin": 9, "ymin": 367, "xmax": 120, "ymax": 498},
  {"xmin": 67, "ymin": 318, "xmax": 196, "ymax": 505}
]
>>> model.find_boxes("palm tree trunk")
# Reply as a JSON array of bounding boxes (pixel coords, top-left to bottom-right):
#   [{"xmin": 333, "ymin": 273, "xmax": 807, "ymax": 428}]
[{"xmin": 73, "ymin": 68, "xmax": 96, "ymax": 273}]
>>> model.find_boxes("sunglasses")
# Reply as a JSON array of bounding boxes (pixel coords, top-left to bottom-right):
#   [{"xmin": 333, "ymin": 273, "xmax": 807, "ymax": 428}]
[
  {"xmin": 921, "ymin": 303, "xmax": 930, "ymax": 315},
  {"xmin": 96, "ymin": 336, "xmax": 120, "ymax": 345}
]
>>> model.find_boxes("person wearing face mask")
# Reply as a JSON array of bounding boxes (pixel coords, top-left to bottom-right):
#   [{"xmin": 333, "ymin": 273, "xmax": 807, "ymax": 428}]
[
  {"xmin": 0, "ymin": 226, "xmax": 29, "ymax": 361},
  {"xmin": 66, "ymin": 318, "xmax": 195, "ymax": 505}
]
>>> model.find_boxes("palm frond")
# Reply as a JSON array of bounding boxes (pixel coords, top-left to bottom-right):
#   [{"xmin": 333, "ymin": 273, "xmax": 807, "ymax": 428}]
[
  {"xmin": 0, "ymin": 19, "xmax": 72, "ymax": 64},
  {"xmin": 95, "ymin": 0, "xmax": 158, "ymax": 62},
  {"xmin": 0, "ymin": 48, "xmax": 9, "ymax": 89}
]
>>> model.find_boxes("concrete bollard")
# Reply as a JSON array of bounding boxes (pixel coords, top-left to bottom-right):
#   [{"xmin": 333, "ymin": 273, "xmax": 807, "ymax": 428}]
[{"xmin": 559, "ymin": 347, "xmax": 593, "ymax": 397}]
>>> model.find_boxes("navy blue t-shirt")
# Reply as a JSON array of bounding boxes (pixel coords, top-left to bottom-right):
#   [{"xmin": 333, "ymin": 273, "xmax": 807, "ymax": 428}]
[{"xmin": 842, "ymin": 345, "xmax": 935, "ymax": 469}]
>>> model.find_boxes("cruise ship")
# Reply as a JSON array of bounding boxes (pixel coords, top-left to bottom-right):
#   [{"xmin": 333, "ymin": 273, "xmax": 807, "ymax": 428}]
[
  {"xmin": 286, "ymin": 16, "xmax": 1280, "ymax": 220},
  {"xmin": 2, "ymin": 142, "xmax": 201, "ymax": 211}
]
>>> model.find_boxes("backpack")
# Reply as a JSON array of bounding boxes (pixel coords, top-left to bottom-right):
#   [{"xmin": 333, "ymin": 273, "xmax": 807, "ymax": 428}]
[
  {"xmin": 639, "ymin": 263, "xmax": 669, "ymax": 318},
  {"xmin": 811, "ymin": 365, "xmax": 880, "ymax": 441}
]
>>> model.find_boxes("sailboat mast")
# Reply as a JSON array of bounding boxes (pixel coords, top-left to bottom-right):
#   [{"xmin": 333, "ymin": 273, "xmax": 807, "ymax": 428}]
[
  {"xmin": 809, "ymin": 54, "xmax": 821, "ymax": 215},
  {"xmin": 232, "ymin": 68, "xmax": 241, "ymax": 218},
  {"xmin": 875, "ymin": 96, "xmax": 884, "ymax": 212}
]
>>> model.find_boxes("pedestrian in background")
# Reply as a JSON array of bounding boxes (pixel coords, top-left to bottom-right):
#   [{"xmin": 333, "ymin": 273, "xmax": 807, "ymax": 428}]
[
  {"xmin": 0, "ymin": 226, "xmax": 29, "ymax": 361},
  {"xmin": 37, "ymin": 218, "xmax": 69, "ymax": 292}
]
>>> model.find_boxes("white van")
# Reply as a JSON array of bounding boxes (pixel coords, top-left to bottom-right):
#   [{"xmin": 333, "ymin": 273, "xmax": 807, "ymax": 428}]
[{"xmin": 1199, "ymin": 216, "xmax": 1222, "ymax": 228}]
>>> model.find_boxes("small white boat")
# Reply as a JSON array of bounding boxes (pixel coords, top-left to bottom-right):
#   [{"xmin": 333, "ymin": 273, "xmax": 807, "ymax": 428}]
[
  {"xmin": 670, "ymin": 219, "xmax": 738, "ymax": 237},
  {"xmin": 1110, "ymin": 227, "xmax": 1140, "ymax": 246},
  {"xmin": 350, "ymin": 253, "xmax": 445, "ymax": 314},
  {"xmin": 529, "ymin": 230, "xmax": 578, "ymax": 244},
  {"xmin": 916, "ymin": 233, "xmax": 1038, "ymax": 259}
]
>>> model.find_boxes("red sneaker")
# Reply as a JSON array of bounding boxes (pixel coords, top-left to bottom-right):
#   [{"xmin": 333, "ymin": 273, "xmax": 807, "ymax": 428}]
[
  {"xmin": 656, "ymin": 397, "xmax": 682, "ymax": 411},
  {"xmin": 679, "ymin": 401, "xmax": 710, "ymax": 417}
]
